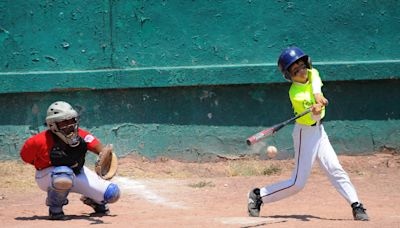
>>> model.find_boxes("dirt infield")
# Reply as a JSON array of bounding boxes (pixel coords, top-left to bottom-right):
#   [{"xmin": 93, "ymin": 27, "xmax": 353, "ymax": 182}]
[{"xmin": 1, "ymin": 152, "xmax": 400, "ymax": 227}]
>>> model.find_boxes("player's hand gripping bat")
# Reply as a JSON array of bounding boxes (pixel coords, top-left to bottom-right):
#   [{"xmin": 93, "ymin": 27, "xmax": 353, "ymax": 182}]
[{"xmin": 246, "ymin": 109, "xmax": 311, "ymax": 145}]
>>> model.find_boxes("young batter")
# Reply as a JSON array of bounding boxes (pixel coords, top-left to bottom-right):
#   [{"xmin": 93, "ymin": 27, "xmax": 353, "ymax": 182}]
[
  {"xmin": 247, "ymin": 47, "xmax": 369, "ymax": 221},
  {"xmin": 20, "ymin": 101, "xmax": 120, "ymax": 220}
]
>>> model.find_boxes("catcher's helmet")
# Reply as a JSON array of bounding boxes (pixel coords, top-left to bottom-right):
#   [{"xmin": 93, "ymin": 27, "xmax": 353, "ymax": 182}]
[
  {"xmin": 46, "ymin": 101, "xmax": 80, "ymax": 147},
  {"xmin": 277, "ymin": 47, "xmax": 312, "ymax": 81}
]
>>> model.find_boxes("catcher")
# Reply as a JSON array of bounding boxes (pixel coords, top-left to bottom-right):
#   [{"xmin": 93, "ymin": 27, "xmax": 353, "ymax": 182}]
[{"xmin": 20, "ymin": 101, "xmax": 120, "ymax": 220}]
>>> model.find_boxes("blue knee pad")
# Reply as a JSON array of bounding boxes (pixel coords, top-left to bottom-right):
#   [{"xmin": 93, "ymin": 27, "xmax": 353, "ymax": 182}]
[
  {"xmin": 51, "ymin": 166, "xmax": 74, "ymax": 191},
  {"xmin": 104, "ymin": 183, "xmax": 120, "ymax": 203}
]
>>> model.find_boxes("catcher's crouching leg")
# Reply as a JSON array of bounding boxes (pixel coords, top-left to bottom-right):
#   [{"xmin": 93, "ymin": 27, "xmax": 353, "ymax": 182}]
[{"xmin": 47, "ymin": 166, "xmax": 74, "ymax": 220}]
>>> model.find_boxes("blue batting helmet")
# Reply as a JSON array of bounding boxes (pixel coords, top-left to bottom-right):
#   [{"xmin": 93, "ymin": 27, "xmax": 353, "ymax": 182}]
[{"xmin": 277, "ymin": 47, "xmax": 312, "ymax": 81}]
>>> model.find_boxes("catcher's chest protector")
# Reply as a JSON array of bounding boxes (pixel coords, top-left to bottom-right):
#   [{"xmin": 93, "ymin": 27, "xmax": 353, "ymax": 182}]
[{"xmin": 49, "ymin": 132, "xmax": 88, "ymax": 174}]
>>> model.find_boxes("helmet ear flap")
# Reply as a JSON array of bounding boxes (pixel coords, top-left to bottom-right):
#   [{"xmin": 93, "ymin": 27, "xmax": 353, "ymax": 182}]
[
  {"xmin": 305, "ymin": 56, "xmax": 312, "ymax": 69},
  {"xmin": 284, "ymin": 71, "xmax": 292, "ymax": 81}
]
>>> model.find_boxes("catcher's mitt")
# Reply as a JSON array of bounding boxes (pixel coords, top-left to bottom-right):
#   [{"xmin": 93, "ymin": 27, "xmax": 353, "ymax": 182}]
[{"xmin": 95, "ymin": 144, "xmax": 118, "ymax": 180}]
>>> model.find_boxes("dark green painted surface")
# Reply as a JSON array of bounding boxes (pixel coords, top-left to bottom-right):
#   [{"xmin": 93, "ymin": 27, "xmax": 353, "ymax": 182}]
[
  {"xmin": 1, "ymin": 1, "xmax": 399, "ymax": 160},
  {"xmin": 0, "ymin": 0, "xmax": 111, "ymax": 71},
  {"xmin": 110, "ymin": 1, "xmax": 400, "ymax": 67},
  {"xmin": 2, "ymin": 80, "xmax": 399, "ymax": 127},
  {"xmin": 0, "ymin": 80, "xmax": 399, "ymax": 160}
]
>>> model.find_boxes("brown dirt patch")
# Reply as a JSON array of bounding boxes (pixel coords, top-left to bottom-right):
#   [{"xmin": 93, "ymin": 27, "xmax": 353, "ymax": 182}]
[{"xmin": 1, "ymin": 152, "xmax": 400, "ymax": 227}]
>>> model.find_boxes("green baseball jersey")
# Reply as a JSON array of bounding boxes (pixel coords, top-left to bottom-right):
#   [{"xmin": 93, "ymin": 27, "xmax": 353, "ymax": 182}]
[{"xmin": 289, "ymin": 68, "xmax": 325, "ymax": 125}]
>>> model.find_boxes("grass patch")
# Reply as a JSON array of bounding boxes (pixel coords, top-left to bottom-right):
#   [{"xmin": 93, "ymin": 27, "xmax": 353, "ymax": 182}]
[
  {"xmin": 262, "ymin": 165, "xmax": 282, "ymax": 176},
  {"xmin": 188, "ymin": 181, "xmax": 215, "ymax": 188},
  {"xmin": 228, "ymin": 161, "xmax": 259, "ymax": 176},
  {"xmin": 0, "ymin": 161, "xmax": 37, "ymax": 190}
]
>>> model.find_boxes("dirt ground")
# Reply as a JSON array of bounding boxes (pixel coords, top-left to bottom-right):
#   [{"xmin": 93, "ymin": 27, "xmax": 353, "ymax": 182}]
[{"xmin": 1, "ymin": 151, "xmax": 400, "ymax": 228}]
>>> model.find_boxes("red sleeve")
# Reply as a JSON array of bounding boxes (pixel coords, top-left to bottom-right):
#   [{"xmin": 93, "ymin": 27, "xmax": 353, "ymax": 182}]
[
  {"xmin": 78, "ymin": 128, "xmax": 100, "ymax": 151},
  {"xmin": 20, "ymin": 137, "xmax": 36, "ymax": 165}
]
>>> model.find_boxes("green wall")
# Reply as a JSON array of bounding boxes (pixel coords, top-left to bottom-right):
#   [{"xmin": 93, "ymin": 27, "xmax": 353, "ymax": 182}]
[{"xmin": 1, "ymin": 1, "xmax": 399, "ymax": 160}]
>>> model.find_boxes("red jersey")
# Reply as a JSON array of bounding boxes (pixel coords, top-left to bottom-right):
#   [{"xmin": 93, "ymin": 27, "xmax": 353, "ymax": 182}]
[{"xmin": 20, "ymin": 128, "xmax": 100, "ymax": 170}]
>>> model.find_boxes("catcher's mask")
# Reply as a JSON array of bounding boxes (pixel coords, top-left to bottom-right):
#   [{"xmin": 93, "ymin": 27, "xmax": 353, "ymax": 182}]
[
  {"xmin": 46, "ymin": 101, "xmax": 80, "ymax": 147},
  {"xmin": 277, "ymin": 46, "xmax": 312, "ymax": 82}
]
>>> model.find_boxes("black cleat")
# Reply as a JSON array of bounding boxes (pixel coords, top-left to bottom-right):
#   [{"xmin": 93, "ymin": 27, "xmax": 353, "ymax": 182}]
[
  {"xmin": 49, "ymin": 210, "xmax": 67, "ymax": 220},
  {"xmin": 247, "ymin": 188, "xmax": 263, "ymax": 217},
  {"xmin": 352, "ymin": 202, "xmax": 369, "ymax": 221},
  {"xmin": 81, "ymin": 196, "xmax": 110, "ymax": 215}
]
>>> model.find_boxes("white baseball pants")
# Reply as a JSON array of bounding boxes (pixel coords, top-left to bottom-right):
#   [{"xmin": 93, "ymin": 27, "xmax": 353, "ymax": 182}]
[
  {"xmin": 260, "ymin": 123, "xmax": 359, "ymax": 205},
  {"xmin": 35, "ymin": 166, "xmax": 112, "ymax": 204}
]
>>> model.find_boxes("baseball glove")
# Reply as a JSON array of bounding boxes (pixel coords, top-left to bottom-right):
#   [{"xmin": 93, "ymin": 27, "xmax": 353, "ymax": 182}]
[{"xmin": 95, "ymin": 144, "xmax": 118, "ymax": 180}]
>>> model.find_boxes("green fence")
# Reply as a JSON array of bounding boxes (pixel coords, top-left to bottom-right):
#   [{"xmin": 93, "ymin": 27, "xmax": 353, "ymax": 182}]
[{"xmin": 1, "ymin": 0, "xmax": 399, "ymax": 160}]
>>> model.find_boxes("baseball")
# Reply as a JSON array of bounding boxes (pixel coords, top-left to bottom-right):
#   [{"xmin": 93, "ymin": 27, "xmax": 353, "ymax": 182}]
[{"xmin": 266, "ymin": 146, "xmax": 278, "ymax": 159}]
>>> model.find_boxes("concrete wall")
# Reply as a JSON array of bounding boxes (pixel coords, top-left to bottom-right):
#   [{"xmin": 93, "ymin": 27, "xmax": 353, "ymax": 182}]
[{"xmin": 1, "ymin": 0, "xmax": 399, "ymax": 160}]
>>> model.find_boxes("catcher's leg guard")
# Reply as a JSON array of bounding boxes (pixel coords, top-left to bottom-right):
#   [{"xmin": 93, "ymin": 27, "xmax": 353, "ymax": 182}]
[
  {"xmin": 51, "ymin": 166, "xmax": 75, "ymax": 191},
  {"xmin": 104, "ymin": 183, "xmax": 120, "ymax": 203},
  {"xmin": 46, "ymin": 166, "xmax": 74, "ymax": 219}
]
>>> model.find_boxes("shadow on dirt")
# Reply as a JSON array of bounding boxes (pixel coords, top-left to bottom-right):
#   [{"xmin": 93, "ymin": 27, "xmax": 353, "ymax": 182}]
[
  {"xmin": 240, "ymin": 214, "xmax": 351, "ymax": 228},
  {"xmin": 240, "ymin": 220, "xmax": 287, "ymax": 228},
  {"xmin": 269, "ymin": 214, "xmax": 351, "ymax": 221},
  {"xmin": 15, "ymin": 213, "xmax": 117, "ymax": 224}
]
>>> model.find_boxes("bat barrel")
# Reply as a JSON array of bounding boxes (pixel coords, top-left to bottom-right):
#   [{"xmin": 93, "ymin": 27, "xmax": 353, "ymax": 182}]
[
  {"xmin": 246, "ymin": 128, "xmax": 274, "ymax": 145},
  {"xmin": 246, "ymin": 137, "xmax": 257, "ymax": 146}
]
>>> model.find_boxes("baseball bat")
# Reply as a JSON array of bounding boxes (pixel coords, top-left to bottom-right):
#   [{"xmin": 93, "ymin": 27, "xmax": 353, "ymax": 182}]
[{"xmin": 246, "ymin": 109, "xmax": 311, "ymax": 145}]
